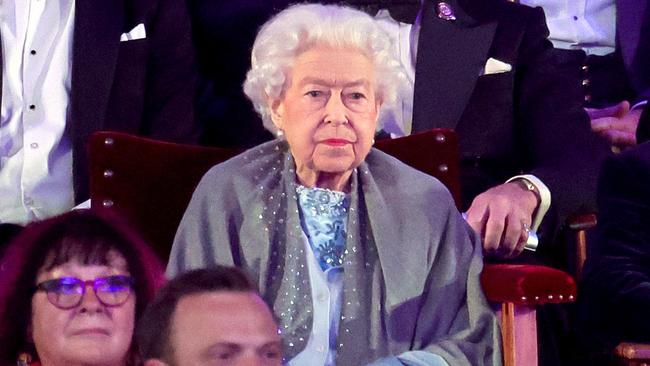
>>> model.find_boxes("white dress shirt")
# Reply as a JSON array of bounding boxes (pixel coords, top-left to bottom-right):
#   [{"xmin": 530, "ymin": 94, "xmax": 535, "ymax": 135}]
[
  {"xmin": 519, "ymin": 0, "xmax": 616, "ymax": 55},
  {"xmin": 0, "ymin": 0, "xmax": 75, "ymax": 225}
]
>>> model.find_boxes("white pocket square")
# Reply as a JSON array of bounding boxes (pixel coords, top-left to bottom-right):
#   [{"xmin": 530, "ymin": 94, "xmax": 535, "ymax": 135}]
[
  {"xmin": 482, "ymin": 57, "xmax": 512, "ymax": 75},
  {"xmin": 120, "ymin": 23, "xmax": 146, "ymax": 42}
]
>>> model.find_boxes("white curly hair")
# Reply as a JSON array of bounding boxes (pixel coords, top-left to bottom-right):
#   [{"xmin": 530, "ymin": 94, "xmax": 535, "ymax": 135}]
[{"xmin": 243, "ymin": 3, "xmax": 411, "ymax": 135}]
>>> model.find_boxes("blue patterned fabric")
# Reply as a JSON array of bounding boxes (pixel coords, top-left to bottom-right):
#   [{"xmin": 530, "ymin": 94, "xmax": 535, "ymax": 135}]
[{"xmin": 296, "ymin": 185, "xmax": 350, "ymax": 272}]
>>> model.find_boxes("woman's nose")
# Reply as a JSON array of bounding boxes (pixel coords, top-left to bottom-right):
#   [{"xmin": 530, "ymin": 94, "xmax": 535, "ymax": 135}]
[
  {"xmin": 78, "ymin": 285, "xmax": 104, "ymax": 313},
  {"xmin": 324, "ymin": 93, "xmax": 348, "ymax": 125}
]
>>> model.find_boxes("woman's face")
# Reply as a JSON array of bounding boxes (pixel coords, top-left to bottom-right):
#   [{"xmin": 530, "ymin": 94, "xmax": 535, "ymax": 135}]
[
  {"xmin": 270, "ymin": 45, "xmax": 381, "ymax": 190},
  {"xmin": 31, "ymin": 251, "xmax": 136, "ymax": 366}
]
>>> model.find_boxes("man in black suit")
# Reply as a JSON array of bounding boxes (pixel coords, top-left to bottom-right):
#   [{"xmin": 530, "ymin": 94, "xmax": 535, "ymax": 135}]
[
  {"xmin": 357, "ymin": 0, "xmax": 611, "ymax": 264},
  {"xmin": 577, "ymin": 140, "xmax": 650, "ymax": 363},
  {"xmin": 0, "ymin": 0, "xmax": 198, "ymax": 226}
]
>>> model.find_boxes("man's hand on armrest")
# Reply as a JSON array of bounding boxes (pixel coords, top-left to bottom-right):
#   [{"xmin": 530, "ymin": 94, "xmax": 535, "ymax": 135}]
[{"xmin": 465, "ymin": 181, "xmax": 539, "ymax": 258}]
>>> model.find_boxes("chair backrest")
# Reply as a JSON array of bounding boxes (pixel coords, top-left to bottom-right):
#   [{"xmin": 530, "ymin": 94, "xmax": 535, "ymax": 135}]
[
  {"xmin": 89, "ymin": 131, "xmax": 242, "ymax": 261},
  {"xmin": 89, "ymin": 129, "xmax": 460, "ymax": 261},
  {"xmin": 375, "ymin": 129, "xmax": 462, "ymax": 207}
]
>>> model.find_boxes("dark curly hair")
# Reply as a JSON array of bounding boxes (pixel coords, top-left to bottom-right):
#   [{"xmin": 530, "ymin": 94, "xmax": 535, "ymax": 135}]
[{"xmin": 0, "ymin": 209, "xmax": 165, "ymax": 365}]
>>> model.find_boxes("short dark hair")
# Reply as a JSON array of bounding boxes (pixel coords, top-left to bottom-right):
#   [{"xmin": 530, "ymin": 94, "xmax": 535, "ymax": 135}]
[
  {"xmin": 0, "ymin": 209, "xmax": 165, "ymax": 365},
  {"xmin": 137, "ymin": 266, "xmax": 257, "ymax": 362}
]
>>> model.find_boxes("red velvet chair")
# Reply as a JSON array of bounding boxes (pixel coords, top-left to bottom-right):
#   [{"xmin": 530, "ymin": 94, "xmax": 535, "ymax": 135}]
[
  {"xmin": 89, "ymin": 132, "xmax": 241, "ymax": 260},
  {"xmin": 88, "ymin": 129, "xmax": 577, "ymax": 366}
]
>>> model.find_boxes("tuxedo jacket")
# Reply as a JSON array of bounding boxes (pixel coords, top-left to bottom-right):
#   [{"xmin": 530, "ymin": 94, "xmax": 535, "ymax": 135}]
[
  {"xmin": 578, "ymin": 141, "xmax": 650, "ymax": 355},
  {"xmin": 65, "ymin": 0, "xmax": 197, "ymax": 201}
]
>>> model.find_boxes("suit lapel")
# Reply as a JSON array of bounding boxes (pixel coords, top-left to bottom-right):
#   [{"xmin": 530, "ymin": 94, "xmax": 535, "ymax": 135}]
[
  {"xmin": 412, "ymin": 0, "xmax": 496, "ymax": 132},
  {"xmin": 69, "ymin": 0, "xmax": 124, "ymax": 142}
]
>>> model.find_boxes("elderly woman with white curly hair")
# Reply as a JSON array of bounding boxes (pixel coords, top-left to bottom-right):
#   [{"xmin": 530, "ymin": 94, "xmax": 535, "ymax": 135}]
[{"xmin": 168, "ymin": 3, "xmax": 500, "ymax": 365}]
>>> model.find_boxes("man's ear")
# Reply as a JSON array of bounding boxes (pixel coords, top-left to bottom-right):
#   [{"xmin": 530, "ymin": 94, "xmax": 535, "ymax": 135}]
[
  {"xmin": 269, "ymin": 98, "xmax": 284, "ymax": 131},
  {"xmin": 144, "ymin": 359, "xmax": 169, "ymax": 366}
]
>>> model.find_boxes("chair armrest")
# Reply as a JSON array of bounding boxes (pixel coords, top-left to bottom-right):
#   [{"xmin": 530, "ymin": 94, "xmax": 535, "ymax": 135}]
[
  {"xmin": 616, "ymin": 342, "xmax": 650, "ymax": 361},
  {"xmin": 481, "ymin": 264, "xmax": 577, "ymax": 305},
  {"xmin": 567, "ymin": 213, "xmax": 598, "ymax": 280},
  {"xmin": 568, "ymin": 213, "xmax": 598, "ymax": 231}
]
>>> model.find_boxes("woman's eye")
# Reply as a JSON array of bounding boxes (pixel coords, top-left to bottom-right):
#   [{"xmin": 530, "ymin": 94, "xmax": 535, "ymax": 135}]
[
  {"xmin": 264, "ymin": 351, "xmax": 281, "ymax": 359},
  {"xmin": 349, "ymin": 92, "xmax": 365, "ymax": 100},
  {"xmin": 261, "ymin": 345, "xmax": 283, "ymax": 359},
  {"xmin": 58, "ymin": 283, "xmax": 79, "ymax": 294},
  {"xmin": 217, "ymin": 353, "xmax": 232, "ymax": 360}
]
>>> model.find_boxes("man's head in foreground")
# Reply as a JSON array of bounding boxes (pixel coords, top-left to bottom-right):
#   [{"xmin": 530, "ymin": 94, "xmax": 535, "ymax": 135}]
[{"xmin": 138, "ymin": 266, "xmax": 282, "ymax": 366}]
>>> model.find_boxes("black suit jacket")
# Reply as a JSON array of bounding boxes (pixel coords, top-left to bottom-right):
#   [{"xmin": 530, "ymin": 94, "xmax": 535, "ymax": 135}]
[
  {"xmin": 68, "ymin": 0, "xmax": 198, "ymax": 201},
  {"xmin": 577, "ymin": 141, "xmax": 650, "ymax": 356}
]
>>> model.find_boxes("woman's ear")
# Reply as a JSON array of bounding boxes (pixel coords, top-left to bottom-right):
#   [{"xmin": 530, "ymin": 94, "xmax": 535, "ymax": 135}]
[{"xmin": 269, "ymin": 98, "xmax": 285, "ymax": 131}]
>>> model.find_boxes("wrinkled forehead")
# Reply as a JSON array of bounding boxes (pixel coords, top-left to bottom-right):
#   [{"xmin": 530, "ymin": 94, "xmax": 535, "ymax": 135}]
[{"xmin": 287, "ymin": 45, "xmax": 377, "ymax": 89}]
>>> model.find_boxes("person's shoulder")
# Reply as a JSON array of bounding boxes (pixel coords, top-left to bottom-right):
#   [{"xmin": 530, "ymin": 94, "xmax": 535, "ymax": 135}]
[
  {"xmin": 365, "ymin": 148, "xmax": 453, "ymax": 198},
  {"xmin": 198, "ymin": 140, "xmax": 285, "ymax": 191}
]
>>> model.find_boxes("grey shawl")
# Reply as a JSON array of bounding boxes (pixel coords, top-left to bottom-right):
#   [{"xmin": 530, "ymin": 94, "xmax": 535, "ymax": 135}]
[{"xmin": 168, "ymin": 140, "xmax": 501, "ymax": 365}]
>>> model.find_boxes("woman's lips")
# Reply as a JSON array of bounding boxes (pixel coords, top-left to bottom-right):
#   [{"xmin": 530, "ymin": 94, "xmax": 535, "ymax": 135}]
[
  {"xmin": 321, "ymin": 138, "xmax": 350, "ymax": 146},
  {"xmin": 71, "ymin": 328, "xmax": 110, "ymax": 336}
]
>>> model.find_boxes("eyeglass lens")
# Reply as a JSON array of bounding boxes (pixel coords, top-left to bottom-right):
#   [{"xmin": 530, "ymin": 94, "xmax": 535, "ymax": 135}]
[{"xmin": 38, "ymin": 275, "xmax": 133, "ymax": 309}]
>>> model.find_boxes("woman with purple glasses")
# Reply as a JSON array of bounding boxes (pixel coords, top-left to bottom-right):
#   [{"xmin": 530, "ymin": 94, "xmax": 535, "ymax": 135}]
[{"xmin": 0, "ymin": 209, "xmax": 165, "ymax": 366}]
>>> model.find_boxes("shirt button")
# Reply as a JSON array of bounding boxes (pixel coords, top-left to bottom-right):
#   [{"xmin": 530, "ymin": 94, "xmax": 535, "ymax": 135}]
[
  {"xmin": 573, "ymin": 15, "xmax": 578, "ymax": 20},
  {"xmin": 30, "ymin": 50, "xmax": 36, "ymax": 55},
  {"xmin": 29, "ymin": 104, "xmax": 36, "ymax": 110},
  {"xmin": 30, "ymin": 142, "xmax": 39, "ymax": 149}
]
